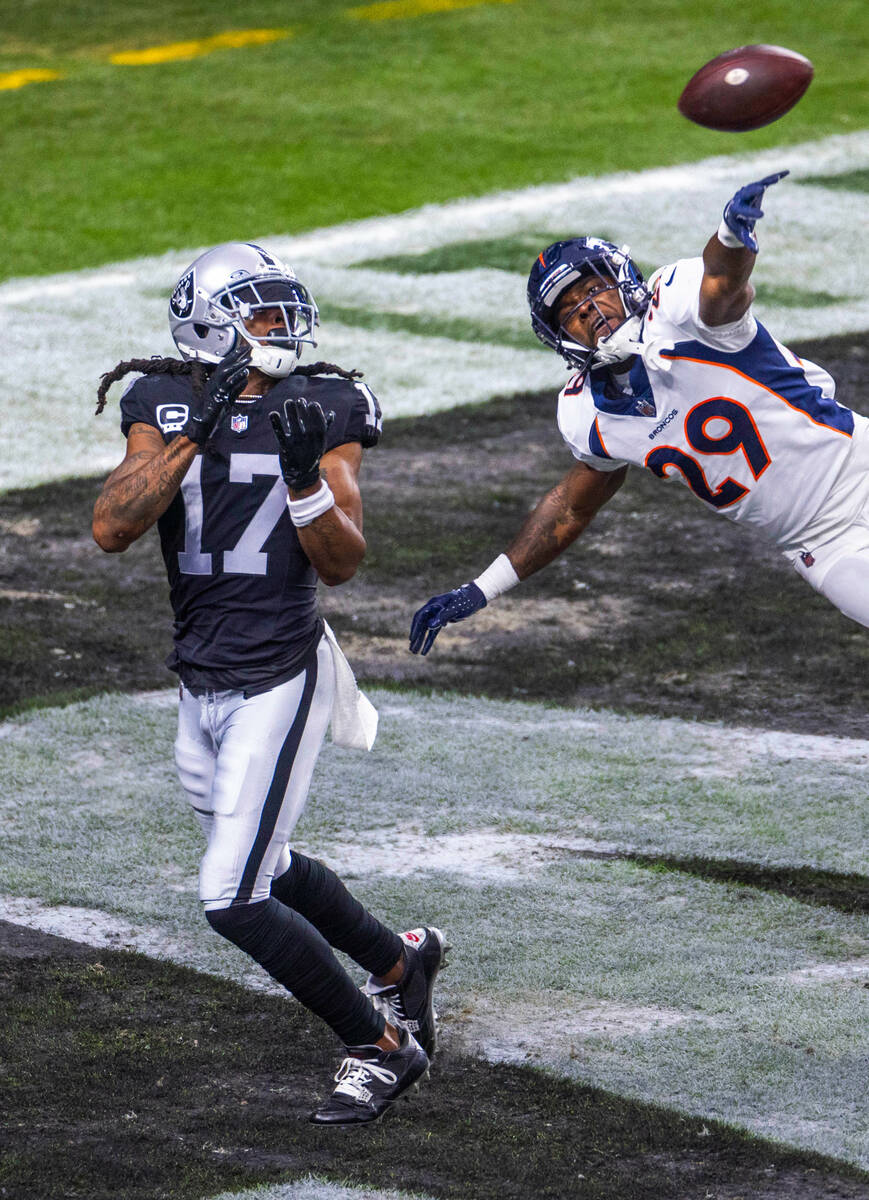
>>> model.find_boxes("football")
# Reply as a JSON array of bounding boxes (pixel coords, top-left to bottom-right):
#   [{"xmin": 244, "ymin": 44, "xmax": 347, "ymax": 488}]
[{"xmin": 678, "ymin": 44, "xmax": 814, "ymax": 132}]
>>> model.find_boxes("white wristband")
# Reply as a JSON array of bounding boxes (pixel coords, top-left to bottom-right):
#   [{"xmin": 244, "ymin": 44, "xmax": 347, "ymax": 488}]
[
  {"xmin": 717, "ymin": 218, "xmax": 744, "ymax": 249},
  {"xmin": 287, "ymin": 479, "xmax": 335, "ymax": 527},
  {"xmin": 473, "ymin": 553, "xmax": 520, "ymax": 602}
]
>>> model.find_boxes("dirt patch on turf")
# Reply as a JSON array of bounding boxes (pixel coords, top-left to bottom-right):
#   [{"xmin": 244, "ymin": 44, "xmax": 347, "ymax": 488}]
[
  {"xmin": 1, "ymin": 334, "xmax": 868, "ymax": 736},
  {"xmin": 3, "ymin": 919, "xmax": 869, "ymax": 1200}
]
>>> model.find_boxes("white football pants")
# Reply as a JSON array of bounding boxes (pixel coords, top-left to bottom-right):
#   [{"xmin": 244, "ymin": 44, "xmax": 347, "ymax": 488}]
[
  {"xmin": 810, "ymin": 550, "xmax": 869, "ymax": 629},
  {"xmin": 174, "ymin": 636, "xmax": 334, "ymax": 911}
]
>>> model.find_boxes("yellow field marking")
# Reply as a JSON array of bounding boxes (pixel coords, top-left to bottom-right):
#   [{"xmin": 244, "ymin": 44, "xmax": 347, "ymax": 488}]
[
  {"xmin": 0, "ymin": 69, "xmax": 61, "ymax": 91},
  {"xmin": 109, "ymin": 28, "xmax": 290, "ymax": 67},
  {"xmin": 348, "ymin": 0, "xmax": 513, "ymax": 20}
]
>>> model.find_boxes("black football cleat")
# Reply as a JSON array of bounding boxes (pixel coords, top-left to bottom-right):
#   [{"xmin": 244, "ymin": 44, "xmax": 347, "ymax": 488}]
[
  {"xmin": 362, "ymin": 926, "xmax": 449, "ymax": 1057},
  {"xmin": 309, "ymin": 1029, "xmax": 429, "ymax": 1126}
]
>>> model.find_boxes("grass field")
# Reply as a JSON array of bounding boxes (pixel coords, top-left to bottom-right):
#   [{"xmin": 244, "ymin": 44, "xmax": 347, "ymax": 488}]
[
  {"xmin": 1, "ymin": 0, "xmax": 868, "ymax": 279},
  {"xmin": 2, "ymin": 2, "xmax": 869, "ymax": 1198}
]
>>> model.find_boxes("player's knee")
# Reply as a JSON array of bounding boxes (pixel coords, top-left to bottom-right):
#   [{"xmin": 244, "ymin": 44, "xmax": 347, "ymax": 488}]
[{"xmin": 205, "ymin": 898, "xmax": 272, "ymax": 947}]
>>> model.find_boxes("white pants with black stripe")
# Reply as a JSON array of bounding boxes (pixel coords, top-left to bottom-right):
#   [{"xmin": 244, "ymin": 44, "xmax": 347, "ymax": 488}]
[{"xmin": 174, "ymin": 636, "xmax": 334, "ymax": 912}]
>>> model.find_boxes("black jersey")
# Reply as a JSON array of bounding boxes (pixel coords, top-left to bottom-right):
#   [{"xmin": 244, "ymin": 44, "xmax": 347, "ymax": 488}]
[{"xmin": 120, "ymin": 370, "xmax": 382, "ymax": 692}]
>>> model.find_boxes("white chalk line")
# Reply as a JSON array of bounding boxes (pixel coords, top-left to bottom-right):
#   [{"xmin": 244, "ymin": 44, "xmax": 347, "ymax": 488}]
[{"xmin": 3, "ymin": 132, "xmax": 869, "ymax": 490}]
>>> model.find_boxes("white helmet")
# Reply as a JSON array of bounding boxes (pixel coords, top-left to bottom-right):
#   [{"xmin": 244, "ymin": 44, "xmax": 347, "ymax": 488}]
[{"xmin": 168, "ymin": 242, "xmax": 318, "ymax": 378}]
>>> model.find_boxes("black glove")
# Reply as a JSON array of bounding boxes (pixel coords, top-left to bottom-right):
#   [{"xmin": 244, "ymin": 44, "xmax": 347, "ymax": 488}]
[
  {"xmin": 409, "ymin": 582, "xmax": 487, "ymax": 656},
  {"xmin": 182, "ymin": 345, "xmax": 251, "ymax": 444},
  {"xmin": 269, "ymin": 397, "xmax": 336, "ymax": 490}
]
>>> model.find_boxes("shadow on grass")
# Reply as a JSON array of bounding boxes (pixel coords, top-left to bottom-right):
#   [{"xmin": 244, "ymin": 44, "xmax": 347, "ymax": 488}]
[
  {"xmin": 2, "ymin": 921, "xmax": 868, "ymax": 1200},
  {"xmin": 560, "ymin": 849, "xmax": 869, "ymax": 915}
]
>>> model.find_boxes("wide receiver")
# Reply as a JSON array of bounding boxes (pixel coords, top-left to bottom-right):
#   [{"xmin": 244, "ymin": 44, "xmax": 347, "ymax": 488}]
[
  {"xmin": 410, "ymin": 172, "xmax": 869, "ymax": 654},
  {"xmin": 93, "ymin": 242, "xmax": 447, "ymax": 1124}
]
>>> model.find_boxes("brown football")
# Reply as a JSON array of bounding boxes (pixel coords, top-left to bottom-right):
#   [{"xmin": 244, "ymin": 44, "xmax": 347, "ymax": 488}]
[{"xmin": 678, "ymin": 44, "xmax": 814, "ymax": 132}]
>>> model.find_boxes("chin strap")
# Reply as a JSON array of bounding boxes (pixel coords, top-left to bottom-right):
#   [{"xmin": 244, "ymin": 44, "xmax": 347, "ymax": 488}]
[
  {"xmin": 593, "ymin": 315, "xmax": 673, "ymax": 375},
  {"xmin": 592, "ymin": 315, "xmax": 645, "ymax": 366},
  {"xmin": 247, "ymin": 341, "xmax": 300, "ymax": 378}
]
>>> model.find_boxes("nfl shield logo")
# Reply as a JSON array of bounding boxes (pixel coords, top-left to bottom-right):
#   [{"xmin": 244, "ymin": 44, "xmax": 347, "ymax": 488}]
[{"xmin": 230, "ymin": 413, "xmax": 249, "ymax": 434}]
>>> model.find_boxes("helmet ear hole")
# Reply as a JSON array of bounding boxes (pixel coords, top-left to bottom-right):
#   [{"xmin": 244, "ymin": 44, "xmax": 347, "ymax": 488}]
[{"xmin": 193, "ymin": 323, "xmax": 210, "ymax": 340}]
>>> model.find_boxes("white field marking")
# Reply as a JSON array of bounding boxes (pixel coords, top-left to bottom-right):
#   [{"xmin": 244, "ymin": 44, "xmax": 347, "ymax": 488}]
[
  {"xmin": 209, "ymin": 1178, "xmax": 438, "ymax": 1200},
  {"xmin": 0, "ymin": 893, "xmax": 284, "ymax": 996},
  {"xmin": 450, "ymin": 993, "xmax": 700, "ymax": 1062},
  {"xmin": 316, "ymin": 828, "xmax": 622, "ymax": 881},
  {"xmin": 0, "ymin": 892, "xmax": 702, "ymax": 1039},
  {"xmin": 2, "ymin": 132, "xmax": 869, "ymax": 490},
  {"xmin": 787, "ymin": 959, "xmax": 869, "ymax": 983},
  {"xmin": 377, "ymin": 699, "xmax": 869, "ymax": 764}
]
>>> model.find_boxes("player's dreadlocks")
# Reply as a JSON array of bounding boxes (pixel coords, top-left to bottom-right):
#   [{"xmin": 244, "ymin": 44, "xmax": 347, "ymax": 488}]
[{"xmin": 94, "ymin": 356, "xmax": 363, "ymax": 416}]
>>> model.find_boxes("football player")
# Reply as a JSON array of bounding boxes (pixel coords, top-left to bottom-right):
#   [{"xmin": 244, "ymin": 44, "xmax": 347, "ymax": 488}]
[
  {"xmin": 93, "ymin": 242, "xmax": 448, "ymax": 1125},
  {"xmin": 410, "ymin": 172, "xmax": 869, "ymax": 654}
]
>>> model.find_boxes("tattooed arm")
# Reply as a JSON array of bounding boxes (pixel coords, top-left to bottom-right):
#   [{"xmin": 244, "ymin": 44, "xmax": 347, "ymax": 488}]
[
  {"xmin": 292, "ymin": 441, "xmax": 367, "ymax": 586},
  {"xmin": 92, "ymin": 423, "xmax": 199, "ymax": 552},
  {"xmin": 505, "ymin": 461, "xmax": 627, "ymax": 579}
]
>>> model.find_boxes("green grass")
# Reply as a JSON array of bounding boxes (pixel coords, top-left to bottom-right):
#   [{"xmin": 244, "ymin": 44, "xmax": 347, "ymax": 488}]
[
  {"xmin": 319, "ymin": 301, "xmax": 543, "ymax": 350},
  {"xmin": 1, "ymin": 0, "xmax": 867, "ymax": 280},
  {"xmin": 356, "ymin": 234, "xmax": 578, "ymax": 275},
  {"xmin": 801, "ymin": 168, "xmax": 869, "ymax": 190},
  {"xmin": 753, "ymin": 283, "xmax": 847, "ymax": 307}
]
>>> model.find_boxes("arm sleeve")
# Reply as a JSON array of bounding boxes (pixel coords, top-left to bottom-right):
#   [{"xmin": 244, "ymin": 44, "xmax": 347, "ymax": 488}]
[
  {"xmin": 324, "ymin": 380, "xmax": 383, "ymax": 452},
  {"xmin": 656, "ymin": 257, "xmax": 757, "ymax": 353},
  {"xmin": 119, "ymin": 376, "xmax": 193, "ymax": 439},
  {"xmin": 119, "ymin": 378, "xmax": 157, "ymax": 437},
  {"xmin": 556, "ymin": 390, "xmax": 628, "ymax": 472}
]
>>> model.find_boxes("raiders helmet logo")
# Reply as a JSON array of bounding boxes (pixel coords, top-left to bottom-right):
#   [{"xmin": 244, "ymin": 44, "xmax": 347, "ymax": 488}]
[
  {"xmin": 247, "ymin": 242, "xmax": 277, "ymax": 267},
  {"xmin": 169, "ymin": 271, "xmax": 195, "ymax": 319}
]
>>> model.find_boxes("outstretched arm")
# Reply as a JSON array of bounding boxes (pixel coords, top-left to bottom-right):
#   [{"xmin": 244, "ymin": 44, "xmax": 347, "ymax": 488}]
[
  {"xmin": 505, "ymin": 460, "xmax": 627, "ymax": 578},
  {"xmin": 699, "ymin": 170, "xmax": 788, "ymax": 326},
  {"xmin": 409, "ymin": 461, "xmax": 627, "ymax": 655}
]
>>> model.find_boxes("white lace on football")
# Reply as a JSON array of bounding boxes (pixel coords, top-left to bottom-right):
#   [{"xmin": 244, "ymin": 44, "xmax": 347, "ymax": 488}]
[{"xmin": 332, "ymin": 1056, "xmax": 398, "ymax": 1103}]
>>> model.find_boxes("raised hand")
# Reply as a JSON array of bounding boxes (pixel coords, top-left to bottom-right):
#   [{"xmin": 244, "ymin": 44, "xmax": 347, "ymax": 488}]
[
  {"xmin": 269, "ymin": 397, "xmax": 336, "ymax": 491},
  {"xmin": 409, "ymin": 582, "xmax": 487, "ymax": 656},
  {"xmin": 181, "ymin": 344, "xmax": 251, "ymax": 444},
  {"xmin": 721, "ymin": 170, "xmax": 789, "ymax": 253}
]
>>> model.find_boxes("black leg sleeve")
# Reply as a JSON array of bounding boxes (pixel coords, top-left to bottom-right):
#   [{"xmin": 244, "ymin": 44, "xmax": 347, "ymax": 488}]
[
  {"xmin": 207, "ymin": 897, "xmax": 385, "ymax": 1048},
  {"xmin": 271, "ymin": 852, "xmax": 403, "ymax": 978}
]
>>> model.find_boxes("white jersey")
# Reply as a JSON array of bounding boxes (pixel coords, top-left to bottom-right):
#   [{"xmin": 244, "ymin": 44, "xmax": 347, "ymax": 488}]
[{"xmin": 557, "ymin": 257, "xmax": 867, "ymax": 549}]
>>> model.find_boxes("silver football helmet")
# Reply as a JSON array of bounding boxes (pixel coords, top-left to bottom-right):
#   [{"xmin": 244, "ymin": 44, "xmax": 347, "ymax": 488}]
[{"xmin": 168, "ymin": 242, "xmax": 318, "ymax": 378}]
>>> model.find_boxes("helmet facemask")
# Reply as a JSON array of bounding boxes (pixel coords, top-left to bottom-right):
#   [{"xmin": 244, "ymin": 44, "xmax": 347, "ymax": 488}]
[
  {"xmin": 212, "ymin": 277, "xmax": 318, "ymax": 378},
  {"xmin": 553, "ymin": 260, "xmax": 628, "ymax": 368},
  {"xmin": 528, "ymin": 238, "xmax": 650, "ymax": 375}
]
